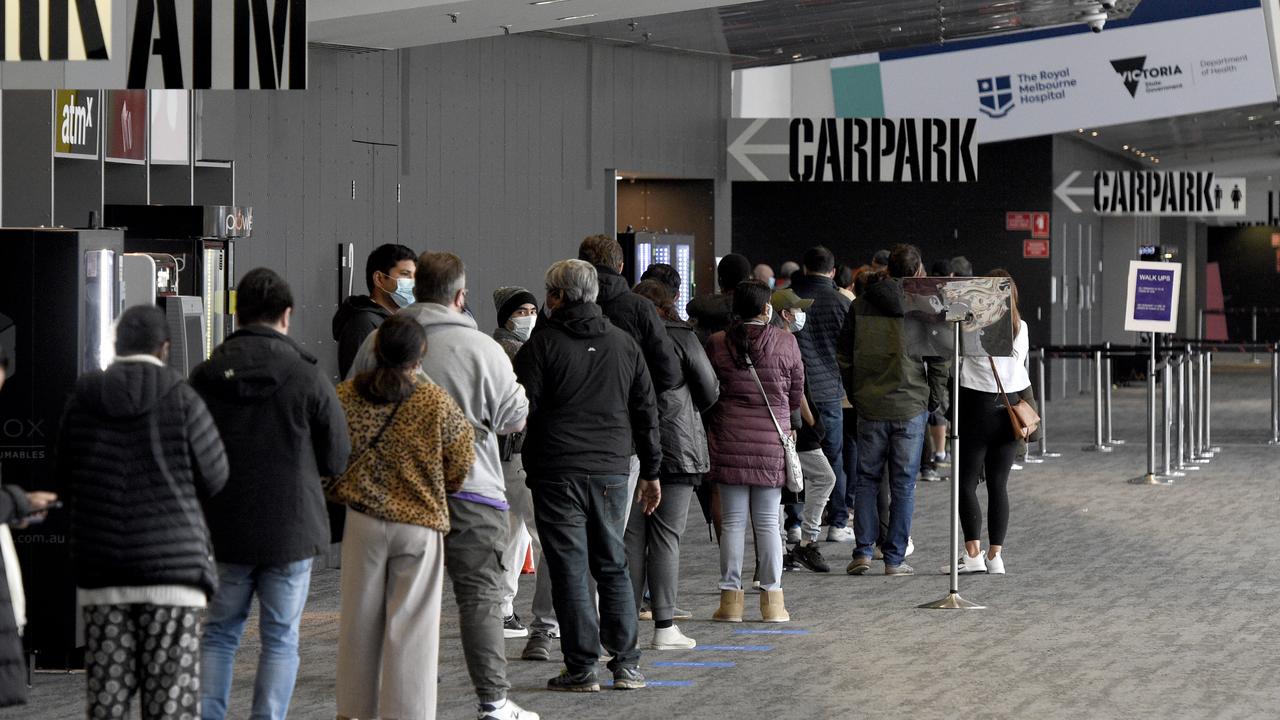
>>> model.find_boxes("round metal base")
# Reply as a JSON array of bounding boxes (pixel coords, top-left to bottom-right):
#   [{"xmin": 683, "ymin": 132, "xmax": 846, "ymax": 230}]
[
  {"xmin": 1106, "ymin": 439, "xmax": 1127, "ymax": 446},
  {"xmin": 1269, "ymin": 439, "xmax": 1280, "ymax": 446},
  {"xmin": 1082, "ymin": 444, "xmax": 1114, "ymax": 453},
  {"xmin": 919, "ymin": 592, "xmax": 986, "ymax": 610},
  {"xmin": 1128, "ymin": 473, "xmax": 1175, "ymax": 485},
  {"xmin": 1208, "ymin": 446, "xmax": 1222, "ymax": 453},
  {"xmin": 1173, "ymin": 464, "xmax": 1200, "ymax": 472},
  {"xmin": 1029, "ymin": 452, "xmax": 1063, "ymax": 459},
  {"xmin": 1021, "ymin": 456, "xmax": 1045, "ymax": 464}
]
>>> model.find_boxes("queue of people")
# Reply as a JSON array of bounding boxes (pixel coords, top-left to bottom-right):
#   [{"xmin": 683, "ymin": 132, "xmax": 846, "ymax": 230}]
[{"xmin": 0, "ymin": 237, "xmax": 1032, "ymax": 719}]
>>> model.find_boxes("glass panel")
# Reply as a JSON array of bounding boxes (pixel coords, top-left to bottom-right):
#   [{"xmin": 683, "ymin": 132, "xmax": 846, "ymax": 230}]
[
  {"xmin": 83, "ymin": 249, "xmax": 117, "ymax": 372},
  {"xmin": 202, "ymin": 244, "xmax": 227, "ymax": 359}
]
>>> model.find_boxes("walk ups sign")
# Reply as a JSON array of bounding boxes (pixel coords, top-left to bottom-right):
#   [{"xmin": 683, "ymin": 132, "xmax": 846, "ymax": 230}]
[{"xmin": 729, "ymin": 117, "xmax": 978, "ymax": 182}]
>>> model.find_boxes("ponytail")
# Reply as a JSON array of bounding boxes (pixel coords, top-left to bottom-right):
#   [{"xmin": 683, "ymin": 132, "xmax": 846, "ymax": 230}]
[{"xmin": 353, "ymin": 315, "xmax": 427, "ymax": 404}]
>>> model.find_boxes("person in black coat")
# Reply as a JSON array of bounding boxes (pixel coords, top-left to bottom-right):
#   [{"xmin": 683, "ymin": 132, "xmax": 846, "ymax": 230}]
[
  {"xmin": 332, "ymin": 243, "xmax": 417, "ymax": 380},
  {"xmin": 56, "ymin": 305, "xmax": 228, "ymax": 719},
  {"xmin": 628, "ymin": 280, "xmax": 719, "ymax": 652},
  {"xmin": 514, "ymin": 259, "xmax": 661, "ymax": 693},
  {"xmin": 0, "ymin": 344, "xmax": 57, "ymax": 709},
  {"xmin": 190, "ymin": 268, "xmax": 351, "ymax": 720}
]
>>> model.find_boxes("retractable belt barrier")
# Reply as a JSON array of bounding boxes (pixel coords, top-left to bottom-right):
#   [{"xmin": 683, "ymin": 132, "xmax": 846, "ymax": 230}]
[{"xmin": 1032, "ymin": 341, "xmax": 1280, "ymax": 484}]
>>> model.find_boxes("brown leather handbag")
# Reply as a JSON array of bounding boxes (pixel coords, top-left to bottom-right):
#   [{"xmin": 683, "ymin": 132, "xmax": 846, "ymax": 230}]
[{"xmin": 989, "ymin": 358, "xmax": 1040, "ymax": 442}]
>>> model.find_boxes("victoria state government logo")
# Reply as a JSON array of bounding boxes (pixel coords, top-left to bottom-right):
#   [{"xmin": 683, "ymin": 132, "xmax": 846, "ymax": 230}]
[
  {"xmin": 1111, "ymin": 56, "xmax": 1184, "ymax": 97},
  {"xmin": 977, "ymin": 76, "xmax": 1015, "ymax": 118}
]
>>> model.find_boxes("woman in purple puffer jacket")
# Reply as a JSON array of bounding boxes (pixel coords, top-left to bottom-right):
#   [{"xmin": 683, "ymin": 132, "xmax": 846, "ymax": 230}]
[{"xmin": 705, "ymin": 280, "xmax": 805, "ymax": 623}]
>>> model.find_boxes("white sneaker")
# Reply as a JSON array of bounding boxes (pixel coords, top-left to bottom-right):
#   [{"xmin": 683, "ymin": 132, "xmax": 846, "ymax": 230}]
[
  {"xmin": 986, "ymin": 553, "xmax": 1005, "ymax": 574},
  {"xmin": 940, "ymin": 552, "xmax": 987, "ymax": 574},
  {"xmin": 826, "ymin": 526, "xmax": 855, "ymax": 543},
  {"xmin": 1010, "ymin": 463, "xmax": 1023, "ymax": 471},
  {"xmin": 651, "ymin": 624, "xmax": 697, "ymax": 650},
  {"xmin": 478, "ymin": 698, "xmax": 539, "ymax": 720},
  {"xmin": 786, "ymin": 526, "xmax": 801, "ymax": 544}
]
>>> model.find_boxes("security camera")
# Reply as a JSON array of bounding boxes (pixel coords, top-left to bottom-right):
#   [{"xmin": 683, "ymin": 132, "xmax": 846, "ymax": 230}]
[
  {"xmin": 1083, "ymin": 11, "xmax": 1107, "ymax": 32},
  {"xmin": 447, "ymin": 12, "xmax": 459, "ymax": 23}
]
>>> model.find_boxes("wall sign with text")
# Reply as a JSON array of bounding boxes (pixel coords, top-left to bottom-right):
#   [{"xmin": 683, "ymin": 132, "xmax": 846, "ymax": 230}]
[
  {"xmin": 1055, "ymin": 171, "xmax": 1246, "ymax": 217},
  {"xmin": 55, "ymin": 89, "xmax": 100, "ymax": 157},
  {"xmin": 1, "ymin": 0, "xmax": 112, "ymax": 60},
  {"xmin": 1124, "ymin": 261, "xmax": 1181, "ymax": 334},
  {"xmin": 728, "ymin": 117, "xmax": 978, "ymax": 182}
]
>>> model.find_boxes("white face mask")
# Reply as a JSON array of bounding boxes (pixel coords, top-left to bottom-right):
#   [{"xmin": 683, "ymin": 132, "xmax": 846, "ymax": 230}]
[
  {"xmin": 509, "ymin": 314, "xmax": 536, "ymax": 342},
  {"xmin": 788, "ymin": 309, "xmax": 807, "ymax": 333},
  {"xmin": 763, "ymin": 305, "xmax": 774, "ymax": 325},
  {"xmin": 391, "ymin": 277, "xmax": 416, "ymax": 308}
]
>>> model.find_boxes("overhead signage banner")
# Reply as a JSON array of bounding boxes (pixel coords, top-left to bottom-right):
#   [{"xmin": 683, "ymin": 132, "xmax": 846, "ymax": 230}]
[
  {"xmin": 729, "ymin": 117, "xmax": 978, "ymax": 182},
  {"xmin": 1124, "ymin": 261, "xmax": 1182, "ymax": 334},
  {"xmin": 830, "ymin": 8, "xmax": 1276, "ymax": 143},
  {"xmin": 55, "ymin": 89, "xmax": 100, "ymax": 157},
  {"xmin": 1, "ymin": 0, "xmax": 112, "ymax": 60},
  {"xmin": 1055, "ymin": 171, "xmax": 1246, "ymax": 216}
]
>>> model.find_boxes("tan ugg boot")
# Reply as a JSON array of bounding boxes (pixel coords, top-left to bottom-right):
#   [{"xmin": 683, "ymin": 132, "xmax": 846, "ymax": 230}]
[
  {"xmin": 760, "ymin": 589, "xmax": 790, "ymax": 623},
  {"xmin": 712, "ymin": 589, "xmax": 744, "ymax": 623}
]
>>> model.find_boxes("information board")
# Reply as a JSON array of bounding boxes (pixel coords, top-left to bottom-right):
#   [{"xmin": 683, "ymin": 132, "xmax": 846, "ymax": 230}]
[{"xmin": 1124, "ymin": 261, "xmax": 1181, "ymax": 333}]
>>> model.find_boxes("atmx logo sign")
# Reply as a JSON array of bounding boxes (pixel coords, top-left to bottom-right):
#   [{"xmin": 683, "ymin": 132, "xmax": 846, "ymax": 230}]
[
  {"xmin": 977, "ymin": 76, "xmax": 1014, "ymax": 118},
  {"xmin": 1111, "ymin": 56, "xmax": 1184, "ymax": 98}
]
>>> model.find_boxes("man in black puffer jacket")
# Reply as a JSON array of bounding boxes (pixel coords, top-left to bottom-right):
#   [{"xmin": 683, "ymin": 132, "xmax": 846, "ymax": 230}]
[{"xmin": 56, "ymin": 305, "xmax": 228, "ymax": 719}]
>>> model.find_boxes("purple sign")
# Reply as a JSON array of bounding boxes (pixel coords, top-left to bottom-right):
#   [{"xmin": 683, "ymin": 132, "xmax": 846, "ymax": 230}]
[{"xmin": 1133, "ymin": 269, "xmax": 1176, "ymax": 322}]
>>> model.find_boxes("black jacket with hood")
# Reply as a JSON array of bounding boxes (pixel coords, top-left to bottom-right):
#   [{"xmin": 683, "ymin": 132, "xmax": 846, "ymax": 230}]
[
  {"xmin": 593, "ymin": 266, "xmax": 681, "ymax": 394},
  {"xmin": 333, "ymin": 295, "xmax": 393, "ymax": 380},
  {"xmin": 55, "ymin": 360, "xmax": 229, "ymax": 596},
  {"xmin": 514, "ymin": 302, "xmax": 661, "ymax": 480},
  {"xmin": 790, "ymin": 273, "xmax": 851, "ymax": 404},
  {"xmin": 0, "ymin": 485, "xmax": 33, "ymax": 707},
  {"xmin": 191, "ymin": 326, "xmax": 351, "ymax": 566}
]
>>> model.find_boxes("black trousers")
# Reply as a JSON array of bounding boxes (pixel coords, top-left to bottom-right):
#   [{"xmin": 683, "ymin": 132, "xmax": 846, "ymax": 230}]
[{"xmin": 957, "ymin": 387, "xmax": 1017, "ymax": 546}]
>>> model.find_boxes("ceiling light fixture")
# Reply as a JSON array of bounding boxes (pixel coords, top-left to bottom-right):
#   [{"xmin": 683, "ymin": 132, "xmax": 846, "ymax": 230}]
[
  {"xmin": 1090, "ymin": 131, "xmax": 1099, "ymax": 137},
  {"xmin": 557, "ymin": 13, "xmax": 596, "ymax": 21},
  {"xmin": 1122, "ymin": 144, "xmax": 1129, "ymax": 150},
  {"xmin": 530, "ymin": 0, "xmax": 572, "ymax": 5}
]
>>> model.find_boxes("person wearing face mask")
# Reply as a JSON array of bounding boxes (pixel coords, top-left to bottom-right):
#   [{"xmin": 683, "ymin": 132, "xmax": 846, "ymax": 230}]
[
  {"xmin": 334, "ymin": 244, "xmax": 418, "ymax": 380},
  {"xmin": 490, "ymin": 287, "xmax": 548, "ymax": 642}
]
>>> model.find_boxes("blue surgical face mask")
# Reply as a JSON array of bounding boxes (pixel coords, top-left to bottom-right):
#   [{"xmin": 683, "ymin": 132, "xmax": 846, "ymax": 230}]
[
  {"xmin": 767, "ymin": 277, "xmax": 776, "ymax": 290},
  {"xmin": 392, "ymin": 277, "xmax": 415, "ymax": 308}
]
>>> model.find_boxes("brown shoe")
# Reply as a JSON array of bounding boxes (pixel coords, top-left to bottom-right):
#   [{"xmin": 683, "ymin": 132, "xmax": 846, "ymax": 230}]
[
  {"xmin": 712, "ymin": 589, "xmax": 744, "ymax": 622},
  {"xmin": 760, "ymin": 589, "xmax": 790, "ymax": 623}
]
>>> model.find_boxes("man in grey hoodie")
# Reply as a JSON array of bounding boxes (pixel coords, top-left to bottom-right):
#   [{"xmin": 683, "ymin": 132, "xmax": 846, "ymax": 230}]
[{"xmin": 349, "ymin": 253, "xmax": 535, "ymax": 720}]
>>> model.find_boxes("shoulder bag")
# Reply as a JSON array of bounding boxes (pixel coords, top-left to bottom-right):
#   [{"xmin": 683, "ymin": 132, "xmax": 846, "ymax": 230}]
[
  {"xmin": 745, "ymin": 359, "xmax": 804, "ymax": 493},
  {"xmin": 988, "ymin": 358, "xmax": 1040, "ymax": 442},
  {"xmin": 325, "ymin": 398, "xmax": 405, "ymax": 504}
]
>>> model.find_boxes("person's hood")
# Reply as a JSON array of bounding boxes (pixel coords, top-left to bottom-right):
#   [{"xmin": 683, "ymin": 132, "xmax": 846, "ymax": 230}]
[
  {"xmin": 78, "ymin": 360, "xmax": 183, "ymax": 419},
  {"xmin": 594, "ymin": 265, "xmax": 630, "ymax": 304},
  {"xmin": 863, "ymin": 277, "xmax": 906, "ymax": 317},
  {"xmin": 399, "ymin": 302, "xmax": 478, "ymax": 331},
  {"xmin": 688, "ymin": 293, "xmax": 732, "ymax": 316},
  {"xmin": 549, "ymin": 302, "xmax": 610, "ymax": 339},
  {"xmin": 194, "ymin": 326, "xmax": 316, "ymax": 402},
  {"xmin": 331, "ymin": 295, "xmax": 391, "ymax": 341}
]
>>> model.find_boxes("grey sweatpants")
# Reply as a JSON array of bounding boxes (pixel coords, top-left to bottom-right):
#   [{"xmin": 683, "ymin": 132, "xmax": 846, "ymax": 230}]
[
  {"xmin": 445, "ymin": 497, "xmax": 510, "ymax": 704},
  {"xmin": 718, "ymin": 484, "xmax": 784, "ymax": 592},
  {"xmin": 336, "ymin": 509, "xmax": 444, "ymax": 720},
  {"xmin": 624, "ymin": 483, "xmax": 694, "ymax": 623},
  {"xmin": 798, "ymin": 449, "xmax": 838, "ymax": 543}
]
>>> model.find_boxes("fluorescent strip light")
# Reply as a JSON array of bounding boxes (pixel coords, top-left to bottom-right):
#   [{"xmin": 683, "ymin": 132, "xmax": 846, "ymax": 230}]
[
  {"xmin": 531, "ymin": 0, "xmax": 572, "ymax": 4},
  {"xmin": 558, "ymin": 14, "xmax": 597, "ymax": 21}
]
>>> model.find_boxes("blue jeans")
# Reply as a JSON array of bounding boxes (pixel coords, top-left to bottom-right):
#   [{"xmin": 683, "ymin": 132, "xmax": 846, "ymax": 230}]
[
  {"xmin": 201, "ymin": 559, "xmax": 313, "ymax": 720},
  {"xmin": 812, "ymin": 400, "xmax": 847, "ymax": 527},
  {"xmin": 530, "ymin": 472, "xmax": 639, "ymax": 676},
  {"xmin": 852, "ymin": 412, "xmax": 928, "ymax": 566}
]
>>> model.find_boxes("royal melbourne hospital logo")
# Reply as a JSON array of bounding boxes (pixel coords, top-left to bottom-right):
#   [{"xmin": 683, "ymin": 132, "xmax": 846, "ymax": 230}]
[{"xmin": 977, "ymin": 76, "xmax": 1015, "ymax": 118}]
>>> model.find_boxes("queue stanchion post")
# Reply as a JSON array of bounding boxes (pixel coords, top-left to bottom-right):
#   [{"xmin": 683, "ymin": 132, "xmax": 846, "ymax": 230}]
[
  {"xmin": 1269, "ymin": 346, "xmax": 1279, "ymax": 446},
  {"xmin": 1252, "ymin": 308, "xmax": 1260, "ymax": 364},
  {"xmin": 1160, "ymin": 355, "xmax": 1183, "ymax": 478},
  {"xmin": 1029, "ymin": 348, "xmax": 1059, "ymax": 460},
  {"xmin": 1206, "ymin": 350, "xmax": 1221, "ymax": 454},
  {"xmin": 920, "ymin": 309, "xmax": 983, "ymax": 611},
  {"xmin": 1103, "ymin": 342, "xmax": 1124, "ymax": 446},
  {"xmin": 1083, "ymin": 349, "xmax": 1112, "ymax": 453},
  {"xmin": 1194, "ymin": 350, "xmax": 1213, "ymax": 462},
  {"xmin": 1174, "ymin": 352, "xmax": 1197, "ymax": 472},
  {"xmin": 1131, "ymin": 333, "xmax": 1174, "ymax": 485}
]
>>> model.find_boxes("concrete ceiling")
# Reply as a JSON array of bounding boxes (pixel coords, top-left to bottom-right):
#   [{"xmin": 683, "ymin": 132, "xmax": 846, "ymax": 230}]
[{"xmin": 308, "ymin": 0, "xmax": 763, "ymax": 50}]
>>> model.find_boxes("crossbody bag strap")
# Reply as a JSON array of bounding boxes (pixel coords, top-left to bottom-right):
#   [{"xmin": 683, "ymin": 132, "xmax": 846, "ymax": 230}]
[
  {"xmin": 745, "ymin": 357, "xmax": 788, "ymax": 442},
  {"xmin": 988, "ymin": 357, "xmax": 1016, "ymax": 414},
  {"xmin": 353, "ymin": 398, "xmax": 406, "ymax": 467}
]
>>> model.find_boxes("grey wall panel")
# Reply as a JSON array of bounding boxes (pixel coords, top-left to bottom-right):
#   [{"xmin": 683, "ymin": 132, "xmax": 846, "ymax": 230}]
[{"xmin": 2, "ymin": 91, "xmax": 53, "ymax": 227}]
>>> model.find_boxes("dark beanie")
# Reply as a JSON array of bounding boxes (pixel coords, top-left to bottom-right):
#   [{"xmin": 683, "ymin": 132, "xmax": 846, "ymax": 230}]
[
  {"xmin": 717, "ymin": 253, "xmax": 752, "ymax": 292},
  {"xmin": 493, "ymin": 286, "xmax": 538, "ymax": 327}
]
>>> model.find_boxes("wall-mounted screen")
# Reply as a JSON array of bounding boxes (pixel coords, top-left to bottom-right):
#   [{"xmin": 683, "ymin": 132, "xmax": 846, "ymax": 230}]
[{"xmin": 150, "ymin": 90, "xmax": 189, "ymax": 165}]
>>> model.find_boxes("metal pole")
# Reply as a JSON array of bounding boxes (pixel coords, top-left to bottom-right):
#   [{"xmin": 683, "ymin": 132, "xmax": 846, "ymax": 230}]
[
  {"xmin": 1029, "ymin": 349, "xmax": 1059, "ymax": 460},
  {"xmin": 1083, "ymin": 350, "xmax": 1111, "ymax": 452},
  {"xmin": 1270, "ymin": 347, "xmax": 1279, "ymax": 446},
  {"xmin": 1206, "ymin": 351, "xmax": 1220, "ymax": 454},
  {"xmin": 1252, "ymin": 308, "xmax": 1260, "ymax": 364},
  {"xmin": 1174, "ymin": 353, "xmax": 1198, "ymax": 472},
  {"xmin": 920, "ymin": 319, "xmax": 983, "ymax": 610},
  {"xmin": 1131, "ymin": 333, "xmax": 1173, "ymax": 484},
  {"xmin": 1104, "ymin": 342, "xmax": 1123, "ymax": 445},
  {"xmin": 1195, "ymin": 350, "xmax": 1213, "ymax": 460},
  {"xmin": 1190, "ymin": 350, "xmax": 1209, "ymax": 463},
  {"xmin": 1161, "ymin": 355, "xmax": 1182, "ymax": 478}
]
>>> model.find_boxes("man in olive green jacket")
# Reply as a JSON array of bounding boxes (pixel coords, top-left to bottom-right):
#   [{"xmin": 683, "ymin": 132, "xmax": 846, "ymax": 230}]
[{"xmin": 837, "ymin": 244, "xmax": 950, "ymax": 576}]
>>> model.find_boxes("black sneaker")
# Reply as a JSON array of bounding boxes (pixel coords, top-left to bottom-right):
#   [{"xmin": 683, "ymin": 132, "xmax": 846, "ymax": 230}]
[
  {"xmin": 782, "ymin": 550, "xmax": 798, "ymax": 571},
  {"xmin": 547, "ymin": 669, "xmax": 600, "ymax": 692},
  {"xmin": 791, "ymin": 543, "xmax": 830, "ymax": 573},
  {"xmin": 522, "ymin": 631, "xmax": 554, "ymax": 661},
  {"xmin": 503, "ymin": 613, "xmax": 529, "ymax": 638},
  {"xmin": 918, "ymin": 466, "xmax": 942, "ymax": 482},
  {"xmin": 612, "ymin": 666, "xmax": 646, "ymax": 690}
]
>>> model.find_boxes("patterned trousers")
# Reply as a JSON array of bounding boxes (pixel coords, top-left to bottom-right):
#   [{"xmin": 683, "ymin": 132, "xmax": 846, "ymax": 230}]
[{"xmin": 83, "ymin": 604, "xmax": 202, "ymax": 720}]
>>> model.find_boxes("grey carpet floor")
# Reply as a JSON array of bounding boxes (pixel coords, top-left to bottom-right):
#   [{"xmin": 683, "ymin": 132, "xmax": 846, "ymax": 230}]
[{"xmin": 8, "ymin": 357, "xmax": 1279, "ymax": 719}]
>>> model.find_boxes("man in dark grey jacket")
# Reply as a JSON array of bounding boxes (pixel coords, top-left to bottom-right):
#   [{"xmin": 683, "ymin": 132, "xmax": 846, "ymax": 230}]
[{"xmin": 191, "ymin": 268, "xmax": 351, "ymax": 720}]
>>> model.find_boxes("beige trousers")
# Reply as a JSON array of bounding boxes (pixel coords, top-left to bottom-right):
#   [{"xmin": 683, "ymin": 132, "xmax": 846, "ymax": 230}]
[{"xmin": 336, "ymin": 508, "xmax": 445, "ymax": 720}]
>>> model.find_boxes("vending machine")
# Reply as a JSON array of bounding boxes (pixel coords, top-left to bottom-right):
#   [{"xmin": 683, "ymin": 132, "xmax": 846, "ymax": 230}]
[
  {"xmin": 619, "ymin": 231, "xmax": 695, "ymax": 320},
  {"xmin": 0, "ymin": 227, "xmax": 125, "ymax": 668}
]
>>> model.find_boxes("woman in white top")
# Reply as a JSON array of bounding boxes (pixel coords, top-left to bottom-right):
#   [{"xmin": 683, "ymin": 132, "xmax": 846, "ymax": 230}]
[{"xmin": 952, "ymin": 271, "xmax": 1031, "ymax": 575}]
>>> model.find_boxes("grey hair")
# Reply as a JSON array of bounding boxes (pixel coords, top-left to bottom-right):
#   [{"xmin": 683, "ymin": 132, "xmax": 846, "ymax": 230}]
[{"xmin": 545, "ymin": 259, "xmax": 599, "ymax": 304}]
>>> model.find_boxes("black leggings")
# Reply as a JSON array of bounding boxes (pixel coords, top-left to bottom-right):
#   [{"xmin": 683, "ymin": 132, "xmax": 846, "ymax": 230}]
[{"xmin": 957, "ymin": 387, "xmax": 1017, "ymax": 546}]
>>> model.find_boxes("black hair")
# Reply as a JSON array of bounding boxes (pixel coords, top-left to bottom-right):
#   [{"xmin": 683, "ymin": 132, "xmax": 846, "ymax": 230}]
[
  {"xmin": 887, "ymin": 244, "xmax": 922, "ymax": 279},
  {"xmin": 717, "ymin": 253, "xmax": 752, "ymax": 292},
  {"xmin": 726, "ymin": 279, "xmax": 773, "ymax": 369},
  {"xmin": 929, "ymin": 260, "xmax": 951, "ymax": 277},
  {"xmin": 364, "ymin": 244, "xmax": 417, "ymax": 294},
  {"xmin": 115, "ymin": 305, "xmax": 170, "ymax": 357},
  {"xmin": 633, "ymin": 279, "xmax": 678, "ymax": 321},
  {"xmin": 835, "ymin": 264, "xmax": 855, "ymax": 289},
  {"xmin": 871, "ymin": 249, "xmax": 890, "ymax": 267},
  {"xmin": 354, "ymin": 315, "xmax": 427, "ymax": 404},
  {"xmin": 236, "ymin": 268, "xmax": 294, "ymax": 326},
  {"xmin": 640, "ymin": 263, "xmax": 681, "ymax": 294},
  {"xmin": 949, "ymin": 255, "xmax": 973, "ymax": 277},
  {"xmin": 802, "ymin": 245, "xmax": 836, "ymax": 274}
]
